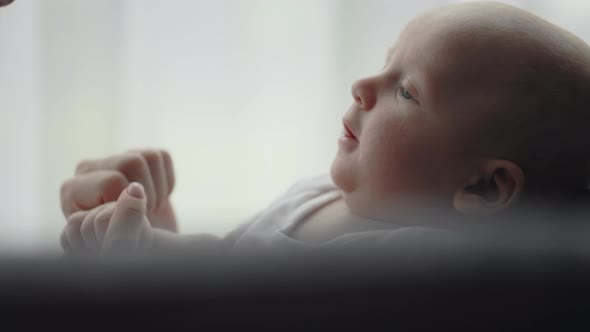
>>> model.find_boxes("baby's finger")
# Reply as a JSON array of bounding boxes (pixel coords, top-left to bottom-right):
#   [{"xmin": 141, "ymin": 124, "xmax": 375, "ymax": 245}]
[
  {"xmin": 80, "ymin": 205, "xmax": 108, "ymax": 253},
  {"xmin": 65, "ymin": 211, "xmax": 89, "ymax": 254},
  {"xmin": 60, "ymin": 170, "xmax": 129, "ymax": 218},
  {"xmin": 128, "ymin": 149, "xmax": 168, "ymax": 209},
  {"xmin": 75, "ymin": 153, "xmax": 157, "ymax": 211},
  {"xmin": 161, "ymin": 150, "xmax": 175, "ymax": 196},
  {"xmin": 60, "ymin": 227, "xmax": 70, "ymax": 252},
  {"xmin": 101, "ymin": 183, "xmax": 149, "ymax": 256},
  {"xmin": 95, "ymin": 202, "xmax": 116, "ymax": 245}
]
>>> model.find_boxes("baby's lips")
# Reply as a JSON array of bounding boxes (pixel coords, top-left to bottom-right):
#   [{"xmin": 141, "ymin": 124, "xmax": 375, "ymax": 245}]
[{"xmin": 343, "ymin": 120, "xmax": 358, "ymax": 141}]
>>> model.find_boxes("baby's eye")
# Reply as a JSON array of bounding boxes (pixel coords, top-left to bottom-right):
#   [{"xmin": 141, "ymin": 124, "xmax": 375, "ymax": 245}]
[{"xmin": 400, "ymin": 87, "xmax": 413, "ymax": 100}]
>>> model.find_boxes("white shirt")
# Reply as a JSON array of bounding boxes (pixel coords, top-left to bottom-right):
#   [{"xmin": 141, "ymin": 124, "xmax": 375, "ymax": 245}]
[{"xmin": 224, "ymin": 174, "xmax": 457, "ymax": 254}]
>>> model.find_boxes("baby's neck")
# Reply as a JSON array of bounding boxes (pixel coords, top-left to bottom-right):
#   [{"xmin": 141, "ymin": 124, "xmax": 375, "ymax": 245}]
[{"xmin": 289, "ymin": 197, "xmax": 400, "ymax": 245}]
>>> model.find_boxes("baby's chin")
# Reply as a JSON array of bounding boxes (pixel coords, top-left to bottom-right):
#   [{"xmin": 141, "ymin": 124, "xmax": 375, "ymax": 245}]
[
  {"xmin": 330, "ymin": 156, "xmax": 457, "ymax": 224},
  {"xmin": 331, "ymin": 160, "xmax": 400, "ymax": 220},
  {"xmin": 330, "ymin": 156, "xmax": 356, "ymax": 194},
  {"xmin": 329, "ymin": 165, "xmax": 371, "ymax": 215}
]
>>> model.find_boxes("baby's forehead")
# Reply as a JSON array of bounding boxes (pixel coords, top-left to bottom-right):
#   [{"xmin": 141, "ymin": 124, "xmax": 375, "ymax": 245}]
[
  {"xmin": 390, "ymin": 6, "xmax": 572, "ymax": 102},
  {"xmin": 405, "ymin": 3, "xmax": 585, "ymax": 71},
  {"xmin": 385, "ymin": 20, "xmax": 491, "ymax": 104}
]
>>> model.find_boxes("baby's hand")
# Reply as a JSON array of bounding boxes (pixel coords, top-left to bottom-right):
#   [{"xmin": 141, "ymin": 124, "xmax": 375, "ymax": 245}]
[
  {"xmin": 61, "ymin": 182, "xmax": 153, "ymax": 257},
  {"xmin": 60, "ymin": 150, "xmax": 177, "ymax": 232}
]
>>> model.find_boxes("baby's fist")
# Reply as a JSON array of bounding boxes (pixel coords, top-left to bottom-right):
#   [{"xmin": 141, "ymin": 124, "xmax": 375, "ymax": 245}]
[{"xmin": 61, "ymin": 182, "xmax": 153, "ymax": 257}]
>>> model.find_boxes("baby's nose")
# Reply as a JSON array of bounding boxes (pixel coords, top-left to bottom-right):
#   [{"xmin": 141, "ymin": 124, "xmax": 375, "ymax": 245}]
[{"xmin": 351, "ymin": 77, "xmax": 377, "ymax": 110}]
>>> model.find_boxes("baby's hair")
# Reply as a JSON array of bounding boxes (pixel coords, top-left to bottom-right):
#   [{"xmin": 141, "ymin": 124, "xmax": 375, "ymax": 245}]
[
  {"xmin": 439, "ymin": 4, "xmax": 590, "ymax": 201},
  {"xmin": 488, "ymin": 31, "xmax": 590, "ymax": 199}
]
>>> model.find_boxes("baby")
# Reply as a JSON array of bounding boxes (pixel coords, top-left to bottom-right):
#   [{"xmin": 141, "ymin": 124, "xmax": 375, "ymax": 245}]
[{"xmin": 59, "ymin": 2, "xmax": 590, "ymax": 257}]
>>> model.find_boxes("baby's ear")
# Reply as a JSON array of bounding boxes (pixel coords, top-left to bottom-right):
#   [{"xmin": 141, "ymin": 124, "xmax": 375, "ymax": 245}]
[{"xmin": 453, "ymin": 160, "xmax": 525, "ymax": 216}]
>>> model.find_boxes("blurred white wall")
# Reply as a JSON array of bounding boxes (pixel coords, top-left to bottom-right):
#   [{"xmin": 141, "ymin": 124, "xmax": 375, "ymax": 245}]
[
  {"xmin": 120, "ymin": 0, "xmax": 340, "ymax": 237},
  {"xmin": 0, "ymin": 0, "xmax": 589, "ymax": 255},
  {"xmin": 0, "ymin": 0, "xmax": 40, "ymax": 254}
]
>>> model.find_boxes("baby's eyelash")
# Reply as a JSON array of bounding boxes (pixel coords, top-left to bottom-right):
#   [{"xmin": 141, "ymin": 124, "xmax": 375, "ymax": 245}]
[{"xmin": 399, "ymin": 87, "xmax": 414, "ymax": 100}]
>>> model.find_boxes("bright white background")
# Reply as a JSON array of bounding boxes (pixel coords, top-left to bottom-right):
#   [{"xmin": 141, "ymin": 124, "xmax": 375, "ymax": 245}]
[{"xmin": 0, "ymin": 0, "xmax": 589, "ymax": 255}]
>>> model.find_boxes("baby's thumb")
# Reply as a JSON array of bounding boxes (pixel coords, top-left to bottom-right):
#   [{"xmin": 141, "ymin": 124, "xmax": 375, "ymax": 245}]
[{"xmin": 101, "ymin": 182, "xmax": 149, "ymax": 256}]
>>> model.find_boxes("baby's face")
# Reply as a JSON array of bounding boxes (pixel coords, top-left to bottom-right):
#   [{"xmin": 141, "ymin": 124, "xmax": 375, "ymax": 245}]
[{"xmin": 331, "ymin": 13, "xmax": 494, "ymax": 223}]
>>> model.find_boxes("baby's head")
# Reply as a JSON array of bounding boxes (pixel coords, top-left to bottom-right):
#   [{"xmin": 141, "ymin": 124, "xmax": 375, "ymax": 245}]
[{"xmin": 331, "ymin": 2, "xmax": 590, "ymax": 225}]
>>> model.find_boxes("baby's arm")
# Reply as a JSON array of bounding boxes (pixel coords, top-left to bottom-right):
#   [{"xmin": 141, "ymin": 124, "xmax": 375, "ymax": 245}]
[
  {"xmin": 149, "ymin": 230, "xmax": 224, "ymax": 256},
  {"xmin": 60, "ymin": 150, "xmax": 178, "ymax": 233},
  {"xmin": 60, "ymin": 150, "xmax": 236, "ymax": 257},
  {"xmin": 61, "ymin": 182, "xmax": 224, "ymax": 257}
]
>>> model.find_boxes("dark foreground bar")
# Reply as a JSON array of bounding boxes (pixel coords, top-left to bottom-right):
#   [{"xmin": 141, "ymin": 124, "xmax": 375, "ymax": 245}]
[{"xmin": 2, "ymin": 243, "xmax": 590, "ymax": 331}]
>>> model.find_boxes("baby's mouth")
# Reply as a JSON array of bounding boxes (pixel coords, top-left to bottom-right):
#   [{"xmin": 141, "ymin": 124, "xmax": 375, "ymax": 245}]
[{"xmin": 343, "ymin": 121, "xmax": 358, "ymax": 141}]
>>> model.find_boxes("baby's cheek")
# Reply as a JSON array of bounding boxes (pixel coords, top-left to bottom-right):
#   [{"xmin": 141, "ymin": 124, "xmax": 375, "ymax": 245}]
[
  {"xmin": 364, "ymin": 146, "xmax": 412, "ymax": 193},
  {"xmin": 365, "ymin": 136, "xmax": 436, "ymax": 194}
]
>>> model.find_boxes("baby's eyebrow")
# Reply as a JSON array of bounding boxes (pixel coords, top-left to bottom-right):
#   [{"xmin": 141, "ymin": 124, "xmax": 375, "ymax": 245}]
[{"xmin": 384, "ymin": 46, "xmax": 396, "ymax": 67}]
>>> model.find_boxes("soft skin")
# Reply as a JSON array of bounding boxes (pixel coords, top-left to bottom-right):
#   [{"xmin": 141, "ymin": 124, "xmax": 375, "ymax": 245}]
[{"xmin": 331, "ymin": 1, "xmax": 590, "ymax": 226}]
